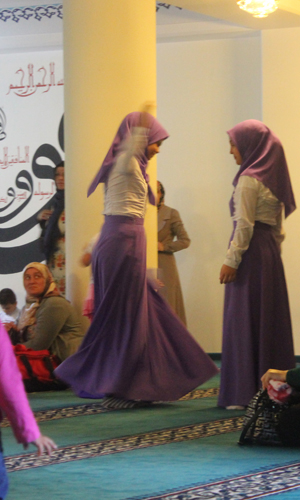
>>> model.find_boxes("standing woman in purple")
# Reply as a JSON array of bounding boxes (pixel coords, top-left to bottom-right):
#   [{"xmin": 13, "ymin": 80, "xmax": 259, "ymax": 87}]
[
  {"xmin": 218, "ymin": 120, "xmax": 296, "ymax": 410},
  {"xmin": 55, "ymin": 109, "xmax": 218, "ymax": 406}
]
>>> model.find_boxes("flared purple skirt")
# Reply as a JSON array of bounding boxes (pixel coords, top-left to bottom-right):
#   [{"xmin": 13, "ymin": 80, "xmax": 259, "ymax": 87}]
[
  {"xmin": 56, "ymin": 215, "xmax": 218, "ymax": 401},
  {"xmin": 218, "ymin": 222, "xmax": 295, "ymax": 408}
]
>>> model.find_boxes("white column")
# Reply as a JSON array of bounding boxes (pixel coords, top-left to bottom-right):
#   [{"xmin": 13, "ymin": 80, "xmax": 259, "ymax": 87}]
[{"xmin": 63, "ymin": 0, "xmax": 157, "ymax": 319}]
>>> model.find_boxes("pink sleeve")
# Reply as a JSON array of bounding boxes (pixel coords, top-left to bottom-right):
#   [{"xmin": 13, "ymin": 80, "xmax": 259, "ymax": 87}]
[{"xmin": 0, "ymin": 322, "xmax": 40, "ymax": 444}]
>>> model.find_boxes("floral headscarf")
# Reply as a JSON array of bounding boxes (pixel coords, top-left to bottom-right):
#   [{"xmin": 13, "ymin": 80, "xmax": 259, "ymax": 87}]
[{"xmin": 18, "ymin": 262, "xmax": 60, "ymax": 331}]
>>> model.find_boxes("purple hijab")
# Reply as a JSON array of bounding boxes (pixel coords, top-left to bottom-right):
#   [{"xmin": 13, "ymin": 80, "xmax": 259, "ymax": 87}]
[
  {"xmin": 228, "ymin": 119, "xmax": 296, "ymax": 218},
  {"xmin": 88, "ymin": 112, "xmax": 169, "ymax": 205}
]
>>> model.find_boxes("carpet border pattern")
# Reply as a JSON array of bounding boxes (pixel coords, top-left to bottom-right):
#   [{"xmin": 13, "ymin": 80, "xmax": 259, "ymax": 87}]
[
  {"xmin": 1, "ymin": 388, "xmax": 219, "ymax": 428},
  {"xmin": 5, "ymin": 415, "xmax": 242, "ymax": 472},
  {"xmin": 128, "ymin": 462, "xmax": 300, "ymax": 500}
]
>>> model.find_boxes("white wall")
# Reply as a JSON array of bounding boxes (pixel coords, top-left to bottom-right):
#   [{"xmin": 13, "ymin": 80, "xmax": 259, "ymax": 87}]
[
  {"xmin": 157, "ymin": 35, "xmax": 262, "ymax": 352},
  {"xmin": 262, "ymin": 27, "xmax": 300, "ymax": 355}
]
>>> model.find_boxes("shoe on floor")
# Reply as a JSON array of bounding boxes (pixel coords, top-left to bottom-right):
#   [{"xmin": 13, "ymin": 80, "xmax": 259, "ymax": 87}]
[
  {"xmin": 226, "ymin": 405, "xmax": 245, "ymax": 410},
  {"xmin": 102, "ymin": 396, "xmax": 152, "ymax": 409}
]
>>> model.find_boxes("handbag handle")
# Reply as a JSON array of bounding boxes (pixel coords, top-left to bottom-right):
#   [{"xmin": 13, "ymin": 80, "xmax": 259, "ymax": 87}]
[{"xmin": 238, "ymin": 389, "xmax": 269, "ymax": 445}]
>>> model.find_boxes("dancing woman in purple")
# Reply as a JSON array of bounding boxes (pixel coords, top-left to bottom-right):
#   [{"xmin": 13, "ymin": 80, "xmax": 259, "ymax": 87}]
[
  {"xmin": 218, "ymin": 120, "xmax": 296, "ymax": 410},
  {"xmin": 55, "ymin": 110, "xmax": 218, "ymax": 406}
]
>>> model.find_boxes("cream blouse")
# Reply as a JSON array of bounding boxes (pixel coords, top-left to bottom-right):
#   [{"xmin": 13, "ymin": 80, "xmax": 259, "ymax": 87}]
[
  {"xmin": 104, "ymin": 128, "xmax": 148, "ymax": 218},
  {"xmin": 224, "ymin": 175, "xmax": 284, "ymax": 269}
]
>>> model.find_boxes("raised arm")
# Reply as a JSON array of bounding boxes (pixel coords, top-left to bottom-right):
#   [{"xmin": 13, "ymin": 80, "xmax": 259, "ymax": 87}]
[{"xmin": 116, "ymin": 127, "xmax": 148, "ymax": 174}]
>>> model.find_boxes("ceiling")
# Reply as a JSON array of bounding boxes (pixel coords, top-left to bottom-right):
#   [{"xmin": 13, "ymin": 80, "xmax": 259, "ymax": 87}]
[
  {"xmin": 0, "ymin": 0, "xmax": 300, "ymax": 52},
  {"xmin": 165, "ymin": 0, "xmax": 300, "ymax": 29}
]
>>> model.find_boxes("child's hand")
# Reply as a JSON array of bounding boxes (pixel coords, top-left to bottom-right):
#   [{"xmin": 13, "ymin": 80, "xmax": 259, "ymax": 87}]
[
  {"xmin": 24, "ymin": 435, "xmax": 57, "ymax": 456},
  {"xmin": 2, "ymin": 322, "xmax": 16, "ymax": 332}
]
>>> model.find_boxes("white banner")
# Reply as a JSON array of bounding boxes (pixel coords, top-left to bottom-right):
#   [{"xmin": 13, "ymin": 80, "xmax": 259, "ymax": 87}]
[{"xmin": 0, "ymin": 50, "xmax": 64, "ymax": 307}]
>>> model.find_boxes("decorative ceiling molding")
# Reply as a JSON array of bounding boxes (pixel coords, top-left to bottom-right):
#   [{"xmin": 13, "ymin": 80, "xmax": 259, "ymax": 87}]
[
  {"xmin": 0, "ymin": 2, "xmax": 180, "ymax": 21},
  {"xmin": 156, "ymin": 2, "xmax": 182, "ymax": 11},
  {"xmin": 0, "ymin": 4, "xmax": 62, "ymax": 23}
]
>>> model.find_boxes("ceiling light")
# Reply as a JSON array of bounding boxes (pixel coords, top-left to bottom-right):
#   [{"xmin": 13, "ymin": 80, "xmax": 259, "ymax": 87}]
[{"xmin": 237, "ymin": 0, "xmax": 278, "ymax": 18}]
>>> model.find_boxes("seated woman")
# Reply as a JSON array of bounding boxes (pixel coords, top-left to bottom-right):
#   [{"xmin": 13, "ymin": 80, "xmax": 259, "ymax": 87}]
[
  {"xmin": 17, "ymin": 263, "xmax": 84, "ymax": 362},
  {"xmin": 261, "ymin": 368, "xmax": 300, "ymax": 446}
]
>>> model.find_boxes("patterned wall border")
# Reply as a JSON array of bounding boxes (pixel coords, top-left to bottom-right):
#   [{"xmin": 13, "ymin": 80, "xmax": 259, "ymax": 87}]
[
  {"xmin": 0, "ymin": 4, "xmax": 62, "ymax": 23},
  {"xmin": 0, "ymin": 3, "xmax": 182, "ymax": 23},
  {"xmin": 156, "ymin": 3, "xmax": 182, "ymax": 12}
]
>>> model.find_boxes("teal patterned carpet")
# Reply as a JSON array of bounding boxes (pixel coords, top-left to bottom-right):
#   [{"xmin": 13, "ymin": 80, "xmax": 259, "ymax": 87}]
[{"xmin": 2, "ymin": 370, "xmax": 300, "ymax": 500}]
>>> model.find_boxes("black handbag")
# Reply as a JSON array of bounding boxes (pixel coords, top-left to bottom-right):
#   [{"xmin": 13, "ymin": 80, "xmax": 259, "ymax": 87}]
[{"xmin": 238, "ymin": 388, "xmax": 291, "ymax": 446}]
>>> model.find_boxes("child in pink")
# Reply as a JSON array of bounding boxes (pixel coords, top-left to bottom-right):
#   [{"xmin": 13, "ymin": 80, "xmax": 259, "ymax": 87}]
[{"xmin": 0, "ymin": 321, "xmax": 57, "ymax": 498}]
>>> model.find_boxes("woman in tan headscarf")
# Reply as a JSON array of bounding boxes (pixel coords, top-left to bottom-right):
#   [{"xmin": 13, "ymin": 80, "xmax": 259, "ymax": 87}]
[{"xmin": 18, "ymin": 263, "xmax": 83, "ymax": 362}]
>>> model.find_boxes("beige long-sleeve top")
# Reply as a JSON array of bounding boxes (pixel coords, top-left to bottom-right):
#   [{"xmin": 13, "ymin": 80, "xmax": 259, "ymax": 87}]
[
  {"xmin": 224, "ymin": 175, "xmax": 284, "ymax": 269},
  {"xmin": 158, "ymin": 205, "xmax": 191, "ymax": 253}
]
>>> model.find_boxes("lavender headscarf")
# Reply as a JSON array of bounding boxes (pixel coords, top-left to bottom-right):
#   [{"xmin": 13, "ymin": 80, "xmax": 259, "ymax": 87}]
[
  {"xmin": 228, "ymin": 120, "xmax": 296, "ymax": 218},
  {"xmin": 88, "ymin": 112, "xmax": 169, "ymax": 205}
]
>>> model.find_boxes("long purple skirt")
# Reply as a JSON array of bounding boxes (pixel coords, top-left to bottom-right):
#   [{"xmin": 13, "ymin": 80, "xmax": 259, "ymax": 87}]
[
  {"xmin": 218, "ymin": 222, "xmax": 295, "ymax": 408},
  {"xmin": 56, "ymin": 215, "xmax": 218, "ymax": 401}
]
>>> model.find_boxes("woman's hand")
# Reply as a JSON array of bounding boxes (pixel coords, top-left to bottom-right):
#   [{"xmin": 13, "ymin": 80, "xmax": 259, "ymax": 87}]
[
  {"xmin": 156, "ymin": 279, "xmax": 164, "ymax": 289},
  {"xmin": 79, "ymin": 243, "xmax": 92, "ymax": 267},
  {"xmin": 24, "ymin": 435, "xmax": 57, "ymax": 456},
  {"xmin": 37, "ymin": 209, "xmax": 53, "ymax": 222},
  {"xmin": 261, "ymin": 369, "xmax": 288, "ymax": 390},
  {"xmin": 219, "ymin": 264, "xmax": 237, "ymax": 284},
  {"xmin": 158, "ymin": 242, "xmax": 164, "ymax": 252},
  {"xmin": 139, "ymin": 101, "xmax": 156, "ymax": 129}
]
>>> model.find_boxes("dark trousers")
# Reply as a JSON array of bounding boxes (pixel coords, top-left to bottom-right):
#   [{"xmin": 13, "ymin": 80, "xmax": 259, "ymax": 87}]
[{"xmin": 278, "ymin": 403, "xmax": 300, "ymax": 446}]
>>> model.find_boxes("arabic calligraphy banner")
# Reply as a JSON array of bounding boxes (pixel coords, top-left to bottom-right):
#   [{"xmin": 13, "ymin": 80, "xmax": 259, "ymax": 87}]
[{"xmin": 0, "ymin": 50, "xmax": 64, "ymax": 306}]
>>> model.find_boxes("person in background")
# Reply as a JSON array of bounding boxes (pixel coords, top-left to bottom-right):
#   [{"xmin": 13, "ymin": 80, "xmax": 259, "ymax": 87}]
[
  {"xmin": 38, "ymin": 161, "xmax": 65, "ymax": 296},
  {"xmin": 17, "ymin": 262, "xmax": 83, "ymax": 362},
  {"xmin": 55, "ymin": 107, "xmax": 218, "ymax": 407},
  {"xmin": 218, "ymin": 120, "xmax": 296, "ymax": 410},
  {"xmin": 0, "ymin": 288, "xmax": 20, "ymax": 325},
  {"xmin": 157, "ymin": 181, "xmax": 190, "ymax": 325},
  {"xmin": 0, "ymin": 321, "xmax": 57, "ymax": 499},
  {"xmin": 0, "ymin": 288, "xmax": 21, "ymax": 344}
]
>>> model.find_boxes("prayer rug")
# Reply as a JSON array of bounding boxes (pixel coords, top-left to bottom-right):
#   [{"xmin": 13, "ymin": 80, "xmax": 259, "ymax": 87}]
[
  {"xmin": 4, "ymin": 371, "xmax": 300, "ymax": 500},
  {"xmin": 128, "ymin": 462, "xmax": 300, "ymax": 499},
  {"xmin": 1, "ymin": 387, "xmax": 219, "ymax": 427},
  {"xmin": 5, "ymin": 416, "xmax": 243, "ymax": 472}
]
